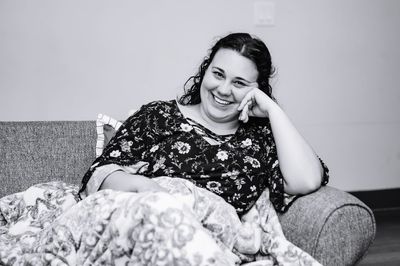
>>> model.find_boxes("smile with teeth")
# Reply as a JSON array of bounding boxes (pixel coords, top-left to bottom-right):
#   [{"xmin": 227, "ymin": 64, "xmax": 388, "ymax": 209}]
[{"xmin": 213, "ymin": 94, "xmax": 232, "ymax": 105}]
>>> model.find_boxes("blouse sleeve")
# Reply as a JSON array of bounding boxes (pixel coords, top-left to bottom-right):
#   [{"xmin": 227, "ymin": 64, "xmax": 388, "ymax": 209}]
[
  {"xmin": 264, "ymin": 123, "xmax": 330, "ymax": 213},
  {"xmin": 78, "ymin": 101, "xmax": 162, "ymax": 198}
]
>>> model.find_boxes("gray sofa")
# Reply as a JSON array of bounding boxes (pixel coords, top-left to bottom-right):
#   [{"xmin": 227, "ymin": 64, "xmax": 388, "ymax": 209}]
[{"xmin": 0, "ymin": 121, "xmax": 376, "ymax": 265}]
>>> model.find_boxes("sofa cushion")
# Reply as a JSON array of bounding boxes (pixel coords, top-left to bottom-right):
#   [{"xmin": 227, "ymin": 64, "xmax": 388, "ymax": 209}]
[
  {"xmin": 278, "ymin": 186, "xmax": 376, "ymax": 265},
  {"xmin": 0, "ymin": 121, "xmax": 97, "ymax": 199}
]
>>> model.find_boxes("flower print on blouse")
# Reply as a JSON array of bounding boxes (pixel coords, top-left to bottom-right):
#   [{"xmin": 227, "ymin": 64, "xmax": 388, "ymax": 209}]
[{"xmin": 79, "ymin": 100, "xmax": 329, "ymax": 215}]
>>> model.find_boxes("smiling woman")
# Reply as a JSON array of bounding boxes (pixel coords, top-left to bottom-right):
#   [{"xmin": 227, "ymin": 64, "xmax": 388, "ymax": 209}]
[
  {"xmin": 177, "ymin": 32, "xmax": 327, "ymax": 195},
  {"xmin": 78, "ymin": 32, "xmax": 330, "ymax": 265},
  {"xmin": 81, "ymin": 31, "xmax": 329, "ymax": 214}
]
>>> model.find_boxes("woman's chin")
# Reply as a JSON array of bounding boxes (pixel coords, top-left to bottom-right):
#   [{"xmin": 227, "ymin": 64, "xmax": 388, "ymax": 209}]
[{"xmin": 209, "ymin": 112, "xmax": 239, "ymax": 124}]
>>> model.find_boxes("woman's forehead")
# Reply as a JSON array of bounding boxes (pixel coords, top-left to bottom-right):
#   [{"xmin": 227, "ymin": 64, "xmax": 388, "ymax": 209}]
[{"xmin": 211, "ymin": 49, "xmax": 258, "ymax": 80}]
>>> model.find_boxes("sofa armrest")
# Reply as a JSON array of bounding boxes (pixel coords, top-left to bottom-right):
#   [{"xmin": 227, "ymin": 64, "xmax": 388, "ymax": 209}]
[{"xmin": 278, "ymin": 186, "xmax": 376, "ymax": 266}]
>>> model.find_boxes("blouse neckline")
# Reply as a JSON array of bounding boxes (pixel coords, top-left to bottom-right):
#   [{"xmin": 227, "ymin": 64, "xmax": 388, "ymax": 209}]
[{"xmin": 172, "ymin": 100, "xmax": 243, "ymax": 146}]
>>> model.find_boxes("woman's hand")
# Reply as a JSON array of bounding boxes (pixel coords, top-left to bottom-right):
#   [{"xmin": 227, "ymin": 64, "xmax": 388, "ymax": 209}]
[
  {"xmin": 100, "ymin": 171, "xmax": 168, "ymax": 193},
  {"xmin": 237, "ymin": 87, "xmax": 278, "ymax": 123},
  {"xmin": 134, "ymin": 177, "xmax": 168, "ymax": 193}
]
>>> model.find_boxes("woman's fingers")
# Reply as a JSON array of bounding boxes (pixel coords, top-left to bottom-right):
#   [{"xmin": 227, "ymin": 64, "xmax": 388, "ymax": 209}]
[
  {"xmin": 239, "ymin": 101, "xmax": 251, "ymax": 123},
  {"xmin": 238, "ymin": 88, "xmax": 273, "ymax": 120},
  {"xmin": 238, "ymin": 91, "xmax": 255, "ymax": 111},
  {"xmin": 237, "ymin": 99, "xmax": 248, "ymax": 111}
]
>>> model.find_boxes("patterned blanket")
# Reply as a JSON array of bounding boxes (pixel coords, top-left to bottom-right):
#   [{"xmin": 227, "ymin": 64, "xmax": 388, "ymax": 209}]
[{"xmin": 0, "ymin": 178, "xmax": 321, "ymax": 266}]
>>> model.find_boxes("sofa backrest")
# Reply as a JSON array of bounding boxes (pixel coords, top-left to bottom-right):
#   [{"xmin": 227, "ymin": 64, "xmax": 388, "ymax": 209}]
[{"xmin": 0, "ymin": 121, "xmax": 97, "ymax": 198}]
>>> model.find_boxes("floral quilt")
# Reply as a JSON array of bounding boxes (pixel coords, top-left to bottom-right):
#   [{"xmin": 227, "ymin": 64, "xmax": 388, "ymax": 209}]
[{"xmin": 0, "ymin": 178, "xmax": 321, "ymax": 266}]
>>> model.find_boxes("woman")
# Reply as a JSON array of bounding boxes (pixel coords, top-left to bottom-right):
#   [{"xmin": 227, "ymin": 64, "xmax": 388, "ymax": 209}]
[
  {"xmin": 0, "ymin": 33, "xmax": 329, "ymax": 266},
  {"xmin": 79, "ymin": 32, "xmax": 329, "ymax": 215}
]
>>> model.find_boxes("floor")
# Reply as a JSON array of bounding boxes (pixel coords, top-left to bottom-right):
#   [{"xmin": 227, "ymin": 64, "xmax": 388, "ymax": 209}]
[{"xmin": 357, "ymin": 208, "xmax": 400, "ymax": 265}]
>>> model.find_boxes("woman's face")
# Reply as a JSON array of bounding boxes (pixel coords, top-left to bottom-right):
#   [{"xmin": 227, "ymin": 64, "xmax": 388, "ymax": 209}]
[{"xmin": 200, "ymin": 48, "xmax": 259, "ymax": 124}]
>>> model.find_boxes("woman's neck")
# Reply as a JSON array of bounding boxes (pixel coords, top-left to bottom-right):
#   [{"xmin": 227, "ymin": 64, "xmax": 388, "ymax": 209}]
[{"xmin": 177, "ymin": 102, "xmax": 239, "ymax": 136}]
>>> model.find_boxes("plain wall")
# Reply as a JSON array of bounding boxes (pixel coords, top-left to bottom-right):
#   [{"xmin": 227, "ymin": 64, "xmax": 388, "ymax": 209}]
[{"xmin": 1, "ymin": 0, "xmax": 399, "ymax": 192}]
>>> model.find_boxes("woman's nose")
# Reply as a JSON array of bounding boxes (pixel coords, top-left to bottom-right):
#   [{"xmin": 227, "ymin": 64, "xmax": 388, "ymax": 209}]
[{"xmin": 217, "ymin": 81, "xmax": 232, "ymax": 95}]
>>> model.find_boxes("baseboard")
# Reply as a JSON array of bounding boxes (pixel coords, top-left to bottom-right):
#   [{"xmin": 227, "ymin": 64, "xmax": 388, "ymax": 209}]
[{"xmin": 349, "ymin": 188, "xmax": 400, "ymax": 211}]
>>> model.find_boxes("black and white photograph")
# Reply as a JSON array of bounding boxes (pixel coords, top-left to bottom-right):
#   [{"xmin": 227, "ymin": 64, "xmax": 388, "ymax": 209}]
[{"xmin": 0, "ymin": 1, "xmax": 399, "ymax": 265}]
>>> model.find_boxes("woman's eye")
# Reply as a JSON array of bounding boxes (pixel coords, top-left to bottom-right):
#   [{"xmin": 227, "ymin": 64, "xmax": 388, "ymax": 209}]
[
  {"xmin": 213, "ymin": 71, "xmax": 224, "ymax": 79},
  {"xmin": 234, "ymin": 81, "xmax": 246, "ymax": 88}
]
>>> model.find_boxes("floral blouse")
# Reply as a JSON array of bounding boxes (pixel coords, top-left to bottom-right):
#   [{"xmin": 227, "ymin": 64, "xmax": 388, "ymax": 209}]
[{"xmin": 79, "ymin": 100, "xmax": 329, "ymax": 215}]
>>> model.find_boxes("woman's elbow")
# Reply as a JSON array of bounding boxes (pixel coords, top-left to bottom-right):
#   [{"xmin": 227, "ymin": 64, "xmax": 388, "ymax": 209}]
[
  {"xmin": 284, "ymin": 171, "xmax": 323, "ymax": 195},
  {"xmin": 304, "ymin": 174, "xmax": 323, "ymax": 193}
]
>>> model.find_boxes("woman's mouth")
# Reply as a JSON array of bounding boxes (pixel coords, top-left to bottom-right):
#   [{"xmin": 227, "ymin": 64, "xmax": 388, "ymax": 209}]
[{"xmin": 212, "ymin": 94, "xmax": 232, "ymax": 106}]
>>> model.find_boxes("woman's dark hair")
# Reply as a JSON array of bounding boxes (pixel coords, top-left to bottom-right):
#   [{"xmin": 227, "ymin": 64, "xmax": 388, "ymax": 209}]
[{"xmin": 178, "ymin": 32, "xmax": 275, "ymax": 105}]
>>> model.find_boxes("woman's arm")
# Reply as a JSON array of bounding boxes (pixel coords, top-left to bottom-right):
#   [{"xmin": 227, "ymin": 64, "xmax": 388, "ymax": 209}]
[
  {"xmin": 238, "ymin": 89, "xmax": 324, "ymax": 195},
  {"xmin": 100, "ymin": 171, "xmax": 167, "ymax": 193},
  {"xmin": 266, "ymin": 103, "xmax": 323, "ymax": 195}
]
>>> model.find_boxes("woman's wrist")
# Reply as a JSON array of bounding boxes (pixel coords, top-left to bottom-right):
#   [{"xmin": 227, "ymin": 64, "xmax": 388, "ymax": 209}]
[{"xmin": 264, "ymin": 100, "xmax": 282, "ymax": 119}]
